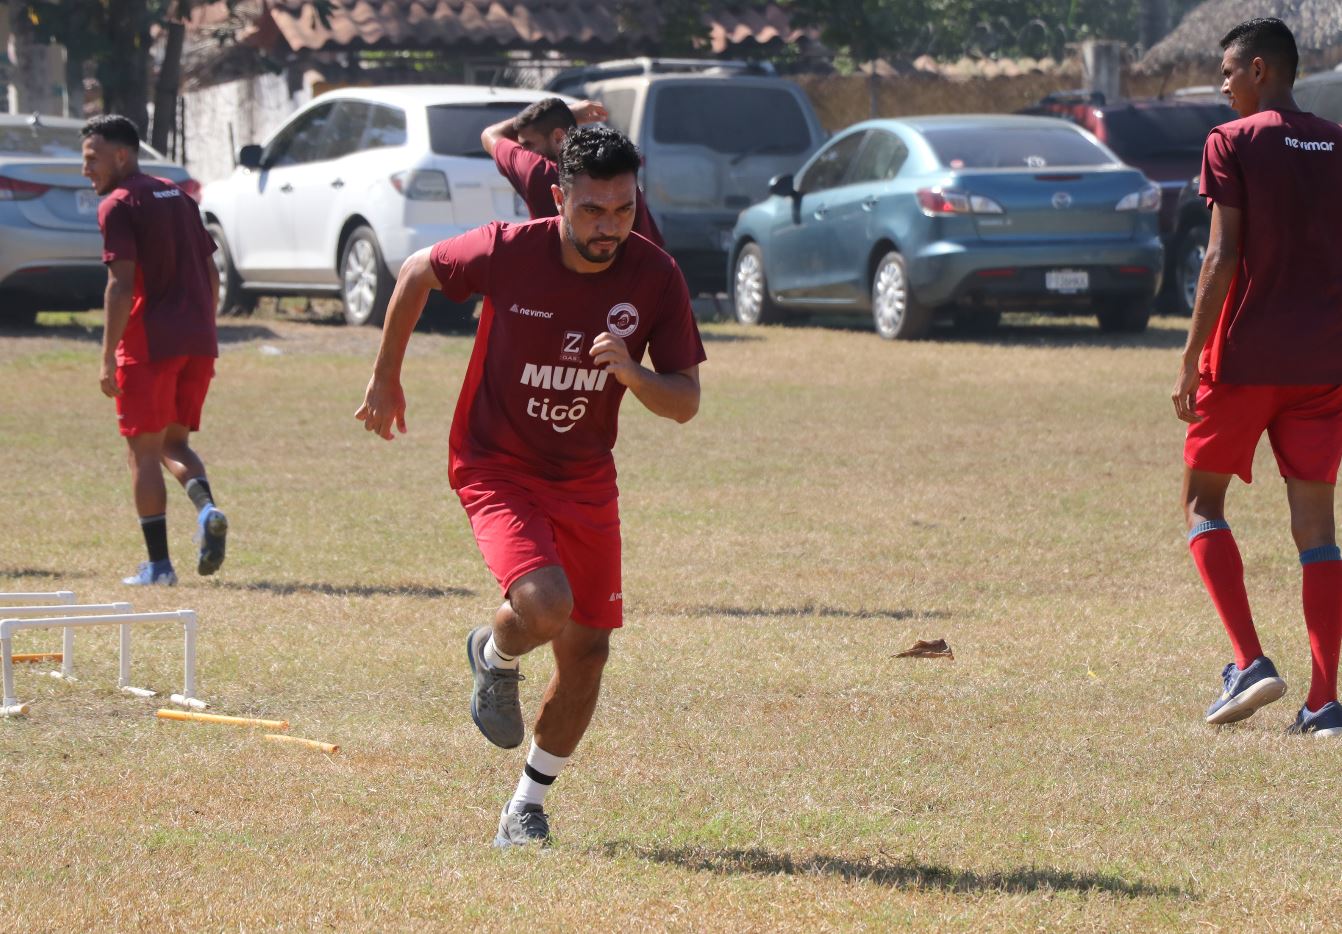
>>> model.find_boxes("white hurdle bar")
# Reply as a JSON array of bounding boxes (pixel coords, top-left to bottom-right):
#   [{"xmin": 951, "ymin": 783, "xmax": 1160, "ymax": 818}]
[
  {"xmin": 0, "ymin": 603, "xmax": 132, "ymax": 681},
  {"xmin": 1, "ymin": 610, "xmax": 205, "ymax": 717},
  {"xmin": 0, "ymin": 591, "xmax": 77, "ymax": 605}
]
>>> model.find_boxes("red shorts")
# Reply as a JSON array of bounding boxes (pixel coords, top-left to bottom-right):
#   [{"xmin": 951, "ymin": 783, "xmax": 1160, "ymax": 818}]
[
  {"xmin": 116, "ymin": 355, "xmax": 214, "ymax": 437},
  {"xmin": 1184, "ymin": 378, "xmax": 1342, "ymax": 484},
  {"xmin": 456, "ymin": 474, "xmax": 622, "ymax": 629}
]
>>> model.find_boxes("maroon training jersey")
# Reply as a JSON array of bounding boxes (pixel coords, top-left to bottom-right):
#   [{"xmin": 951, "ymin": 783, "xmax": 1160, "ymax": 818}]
[
  {"xmin": 1199, "ymin": 109, "xmax": 1342, "ymax": 384},
  {"xmin": 98, "ymin": 172, "xmax": 218, "ymax": 365},
  {"xmin": 491, "ymin": 138, "xmax": 666, "ymax": 248},
  {"xmin": 430, "ymin": 218, "xmax": 705, "ymax": 495}
]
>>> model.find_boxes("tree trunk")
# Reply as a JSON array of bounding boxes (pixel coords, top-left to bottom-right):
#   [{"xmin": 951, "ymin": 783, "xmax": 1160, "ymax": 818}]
[
  {"xmin": 99, "ymin": 0, "xmax": 150, "ymax": 132},
  {"xmin": 868, "ymin": 64, "xmax": 878, "ymax": 118},
  {"xmin": 1139, "ymin": 0, "xmax": 1171, "ymax": 53},
  {"xmin": 151, "ymin": 19, "xmax": 183, "ymax": 154}
]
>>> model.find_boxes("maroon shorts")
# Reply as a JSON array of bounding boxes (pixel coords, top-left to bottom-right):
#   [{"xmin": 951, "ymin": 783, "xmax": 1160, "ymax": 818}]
[
  {"xmin": 1184, "ymin": 378, "xmax": 1342, "ymax": 483},
  {"xmin": 116, "ymin": 355, "xmax": 214, "ymax": 437},
  {"xmin": 456, "ymin": 475, "xmax": 622, "ymax": 629}
]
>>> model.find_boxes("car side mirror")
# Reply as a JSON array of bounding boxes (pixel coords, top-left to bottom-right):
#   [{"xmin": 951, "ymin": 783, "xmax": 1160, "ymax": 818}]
[
  {"xmin": 769, "ymin": 173, "xmax": 796, "ymax": 198},
  {"xmin": 238, "ymin": 144, "xmax": 263, "ymax": 170}
]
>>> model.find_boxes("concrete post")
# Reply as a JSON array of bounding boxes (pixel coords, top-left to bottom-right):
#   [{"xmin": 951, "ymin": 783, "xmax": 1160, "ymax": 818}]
[{"xmin": 1081, "ymin": 39, "xmax": 1123, "ymax": 105}]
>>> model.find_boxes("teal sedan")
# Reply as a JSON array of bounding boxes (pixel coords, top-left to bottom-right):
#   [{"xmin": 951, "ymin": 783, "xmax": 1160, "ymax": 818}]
[{"xmin": 727, "ymin": 115, "xmax": 1165, "ymax": 338}]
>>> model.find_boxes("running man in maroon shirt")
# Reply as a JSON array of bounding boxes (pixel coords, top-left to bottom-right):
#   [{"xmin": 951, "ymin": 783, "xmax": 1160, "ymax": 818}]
[
  {"xmin": 81, "ymin": 115, "xmax": 229, "ymax": 586},
  {"xmin": 481, "ymin": 96, "xmax": 665, "ymax": 247},
  {"xmin": 1173, "ymin": 18, "xmax": 1342, "ymax": 737},
  {"xmin": 357, "ymin": 126, "xmax": 705, "ymax": 846}
]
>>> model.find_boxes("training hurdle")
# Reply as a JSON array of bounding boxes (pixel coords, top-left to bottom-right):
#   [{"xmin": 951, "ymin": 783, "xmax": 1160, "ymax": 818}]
[
  {"xmin": 0, "ymin": 603, "xmax": 132, "ymax": 682},
  {"xmin": 0, "ymin": 591, "xmax": 87, "ymax": 681},
  {"xmin": 1, "ymin": 609, "xmax": 206, "ymax": 717}
]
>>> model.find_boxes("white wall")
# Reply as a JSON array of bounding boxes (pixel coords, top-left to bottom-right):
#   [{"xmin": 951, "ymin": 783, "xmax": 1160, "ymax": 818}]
[{"xmin": 183, "ymin": 73, "xmax": 304, "ymax": 183}]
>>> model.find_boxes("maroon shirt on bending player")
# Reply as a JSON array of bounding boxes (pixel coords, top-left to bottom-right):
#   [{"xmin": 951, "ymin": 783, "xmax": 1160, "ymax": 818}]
[{"xmin": 492, "ymin": 137, "xmax": 665, "ymax": 247}]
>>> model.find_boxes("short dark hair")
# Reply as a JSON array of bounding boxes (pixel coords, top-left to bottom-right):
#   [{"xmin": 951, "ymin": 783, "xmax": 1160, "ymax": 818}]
[
  {"xmin": 81, "ymin": 114, "xmax": 140, "ymax": 149},
  {"xmin": 1220, "ymin": 17, "xmax": 1298, "ymax": 84},
  {"xmin": 557, "ymin": 125, "xmax": 641, "ymax": 190},
  {"xmin": 514, "ymin": 97, "xmax": 577, "ymax": 137}
]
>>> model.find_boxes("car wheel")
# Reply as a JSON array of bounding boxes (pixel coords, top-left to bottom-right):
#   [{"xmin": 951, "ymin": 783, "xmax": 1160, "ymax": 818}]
[
  {"xmin": 1096, "ymin": 299, "xmax": 1151, "ymax": 333},
  {"xmin": 340, "ymin": 226, "xmax": 393, "ymax": 328},
  {"xmin": 871, "ymin": 250, "xmax": 930, "ymax": 340},
  {"xmin": 952, "ymin": 308, "xmax": 1001, "ymax": 333},
  {"xmin": 206, "ymin": 222, "xmax": 256, "ymax": 317},
  {"xmin": 1173, "ymin": 223, "xmax": 1208, "ymax": 316},
  {"xmin": 732, "ymin": 243, "xmax": 783, "ymax": 326}
]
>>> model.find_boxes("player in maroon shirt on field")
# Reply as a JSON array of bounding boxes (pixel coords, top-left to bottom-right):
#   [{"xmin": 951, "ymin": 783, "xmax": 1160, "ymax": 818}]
[
  {"xmin": 82, "ymin": 115, "xmax": 229, "ymax": 587},
  {"xmin": 1173, "ymin": 18, "xmax": 1342, "ymax": 737},
  {"xmin": 481, "ymin": 96, "xmax": 665, "ymax": 246},
  {"xmin": 357, "ymin": 126, "xmax": 705, "ymax": 846}
]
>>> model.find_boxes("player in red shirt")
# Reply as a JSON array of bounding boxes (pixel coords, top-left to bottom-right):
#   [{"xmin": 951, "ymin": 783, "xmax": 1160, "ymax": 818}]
[
  {"xmin": 1173, "ymin": 18, "xmax": 1342, "ymax": 737},
  {"xmin": 81, "ymin": 115, "xmax": 229, "ymax": 586},
  {"xmin": 481, "ymin": 97, "xmax": 665, "ymax": 247},
  {"xmin": 357, "ymin": 126, "xmax": 705, "ymax": 846}
]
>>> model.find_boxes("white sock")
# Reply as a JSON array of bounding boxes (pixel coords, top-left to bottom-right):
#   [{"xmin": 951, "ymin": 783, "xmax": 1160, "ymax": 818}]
[
  {"xmin": 484, "ymin": 634, "xmax": 519, "ymax": 670},
  {"xmin": 509, "ymin": 741, "xmax": 569, "ymax": 812}
]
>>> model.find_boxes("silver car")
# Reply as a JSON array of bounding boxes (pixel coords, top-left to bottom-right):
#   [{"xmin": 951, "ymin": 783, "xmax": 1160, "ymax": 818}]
[{"xmin": 0, "ymin": 113, "xmax": 196, "ymax": 326}]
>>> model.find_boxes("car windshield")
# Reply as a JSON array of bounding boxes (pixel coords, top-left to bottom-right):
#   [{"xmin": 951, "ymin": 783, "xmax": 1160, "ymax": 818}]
[
  {"xmin": 651, "ymin": 85, "xmax": 812, "ymax": 156},
  {"xmin": 428, "ymin": 103, "xmax": 540, "ymax": 157},
  {"xmin": 0, "ymin": 121, "xmax": 166, "ymax": 160},
  {"xmin": 922, "ymin": 126, "xmax": 1115, "ymax": 169},
  {"xmin": 1100, "ymin": 104, "xmax": 1236, "ymax": 160}
]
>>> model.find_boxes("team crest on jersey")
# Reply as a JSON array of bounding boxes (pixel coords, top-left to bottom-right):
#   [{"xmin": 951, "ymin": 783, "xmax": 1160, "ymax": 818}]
[{"xmin": 606, "ymin": 303, "xmax": 639, "ymax": 338}]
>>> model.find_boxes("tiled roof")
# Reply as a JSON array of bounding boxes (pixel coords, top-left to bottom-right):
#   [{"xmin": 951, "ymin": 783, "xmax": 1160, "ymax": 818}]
[{"xmin": 244, "ymin": 0, "xmax": 811, "ymax": 54}]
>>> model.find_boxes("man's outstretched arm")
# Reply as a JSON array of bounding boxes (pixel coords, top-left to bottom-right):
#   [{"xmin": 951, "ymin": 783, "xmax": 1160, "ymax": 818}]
[{"xmin": 355, "ymin": 248, "xmax": 439, "ymax": 439}]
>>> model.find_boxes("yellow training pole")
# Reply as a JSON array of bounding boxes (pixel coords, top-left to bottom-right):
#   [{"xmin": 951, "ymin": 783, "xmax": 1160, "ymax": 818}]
[
  {"xmin": 156, "ymin": 709, "xmax": 289, "ymax": 730},
  {"xmin": 264, "ymin": 734, "xmax": 339, "ymax": 754}
]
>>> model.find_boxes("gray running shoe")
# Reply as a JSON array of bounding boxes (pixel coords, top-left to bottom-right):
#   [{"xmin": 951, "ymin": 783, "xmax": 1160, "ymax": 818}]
[
  {"xmin": 493, "ymin": 804, "xmax": 551, "ymax": 848},
  {"xmin": 466, "ymin": 626, "xmax": 525, "ymax": 749},
  {"xmin": 195, "ymin": 505, "xmax": 228, "ymax": 576}
]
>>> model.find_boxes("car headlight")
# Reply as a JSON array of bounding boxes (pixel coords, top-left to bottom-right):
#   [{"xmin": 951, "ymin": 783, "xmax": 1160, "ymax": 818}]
[{"xmin": 1116, "ymin": 182, "xmax": 1161, "ymax": 213}]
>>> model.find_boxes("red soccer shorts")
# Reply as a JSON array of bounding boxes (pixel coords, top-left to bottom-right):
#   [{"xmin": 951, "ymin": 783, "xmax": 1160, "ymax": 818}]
[
  {"xmin": 456, "ymin": 474, "xmax": 623, "ymax": 629},
  {"xmin": 116, "ymin": 355, "xmax": 214, "ymax": 437},
  {"xmin": 1185, "ymin": 377, "xmax": 1342, "ymax": 484}
]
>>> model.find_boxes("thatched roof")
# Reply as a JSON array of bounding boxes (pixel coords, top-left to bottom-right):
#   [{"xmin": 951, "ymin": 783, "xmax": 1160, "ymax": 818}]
[{"xmin": 1142, "ymin": 0, "xmax": 1342, "ymax": 70}]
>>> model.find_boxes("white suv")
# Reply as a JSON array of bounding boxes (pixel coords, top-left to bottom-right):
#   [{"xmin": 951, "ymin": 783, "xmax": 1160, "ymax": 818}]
[{"xmin": 200, "ymin": 85, "xmax": 574, "ymax": 326}]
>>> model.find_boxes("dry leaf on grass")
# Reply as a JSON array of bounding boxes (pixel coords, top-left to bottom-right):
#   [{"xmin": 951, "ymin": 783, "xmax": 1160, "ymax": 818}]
[{"xmin": 894, "ymin": 638, "xmax": 954, "ymax": 660}]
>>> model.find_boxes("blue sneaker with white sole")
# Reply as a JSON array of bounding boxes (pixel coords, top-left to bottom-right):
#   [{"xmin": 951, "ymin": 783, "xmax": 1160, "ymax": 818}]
[
  {"xmin": 1287, "ymin": 700, "xmax": 1342, "ymax": 737},
  {"xmin": 195, "ymin": 505, "xmax": 228, "ymax": 576},
  {"xmin": 1205, "ymin": 656, "xmax": 1287, "ymax": 725},
  {"xmin": 123, "ymin": 559, "xmax": 177, "ymax": 586}
]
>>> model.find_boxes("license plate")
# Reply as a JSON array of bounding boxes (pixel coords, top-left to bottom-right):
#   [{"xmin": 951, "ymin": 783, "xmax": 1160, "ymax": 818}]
[
  {"xmin": 1045, "ymin": 269, "xmax": 1089, "ymax": 293},
  {"xmin": 75, "ymin": 189, "xmax": 100, "ymax": 215}
]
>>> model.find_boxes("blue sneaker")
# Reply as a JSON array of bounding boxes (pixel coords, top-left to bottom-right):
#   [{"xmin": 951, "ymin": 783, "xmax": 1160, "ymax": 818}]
[
  {"xmin": 123, "ymin": 559, "xmax": 177, "ymax": 586},
  {"xmin": 1205, "ymin": 656, "xmax": 1287, "ymax": 725},
  {"xmin": 194, "ymin": 505, "xmax": 228, "ymax": 576},
  {"xmin": 1287, "ymin": 701, "xmax": 1342, "ymax": 737}
]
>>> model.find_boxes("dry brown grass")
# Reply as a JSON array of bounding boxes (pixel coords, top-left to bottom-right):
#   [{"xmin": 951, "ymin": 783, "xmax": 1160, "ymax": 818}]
[{"xmin": 1, "ymin": 310, "xmax": 1340, "ymax": 932}]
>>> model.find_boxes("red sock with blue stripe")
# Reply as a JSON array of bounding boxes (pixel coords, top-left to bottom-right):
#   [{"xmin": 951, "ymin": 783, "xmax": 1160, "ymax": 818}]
[
  {"xmin": 1301, "ymin": 546, "xmax": 1342, "ymax": 712},
  {"xmin": 1189, "ymin": 521, "xmax": 1262, "ymax": 670}
]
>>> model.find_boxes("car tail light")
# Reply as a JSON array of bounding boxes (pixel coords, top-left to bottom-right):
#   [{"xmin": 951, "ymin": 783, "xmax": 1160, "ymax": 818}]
[
  {"xmin": 916, "ymin": 187, "xmax": 1004, "ymax": 216},
  {"xmin": 390, "ymin": 170, "xmax": 451, "ymax": 201},
  {"xmin": 0, "ymin": 175, "xmax": 50, "ymax": 201},
  {"xmin": 1116, "ymin": 182, "xmax": 1161, "ymax": 213},
  {"xmin": 179, "ymin": 178, "xmax": 203, "ymax": 202},
  {"xmin": 975, "ymin": 268, "xmax": 1017, "ymax": 278}
]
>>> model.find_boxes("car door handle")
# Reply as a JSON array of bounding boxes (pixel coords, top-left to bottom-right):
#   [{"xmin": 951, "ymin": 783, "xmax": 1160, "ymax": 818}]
[
  {"xmin": 861, "ymin": 196, "xmax": 878, "ymax": 212},
  {"xmin": 330, "ymin": 178, "xmax": 344, "ymax": 189},
  {"xmin": 813, "ymin": 204, "xmax": 828, "ymax": 220},
  {"xmin": 279, "ymin": 183, "xmax": 293, "ymax": 193}
]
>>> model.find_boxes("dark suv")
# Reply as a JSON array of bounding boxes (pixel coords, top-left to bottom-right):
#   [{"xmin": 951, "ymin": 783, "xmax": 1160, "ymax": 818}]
[{"xmin": 1019, "ymin": 93, "xmax": 1236, "ymax": 313}]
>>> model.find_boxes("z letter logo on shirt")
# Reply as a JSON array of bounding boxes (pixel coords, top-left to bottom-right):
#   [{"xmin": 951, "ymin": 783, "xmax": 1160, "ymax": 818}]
[
  {"xmin": 561, "ymin": 331, "xmax": 585, "ymax": 363},
  {"xmin": 606, "ymin": 303, "xmax": 639, "ymax": 338}
]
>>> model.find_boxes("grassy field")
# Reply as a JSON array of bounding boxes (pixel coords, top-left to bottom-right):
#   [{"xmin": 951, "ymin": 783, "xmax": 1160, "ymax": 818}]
[{"xmin": 1, "ymin": 309, "xmax": 1338, "ymax": 932}]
